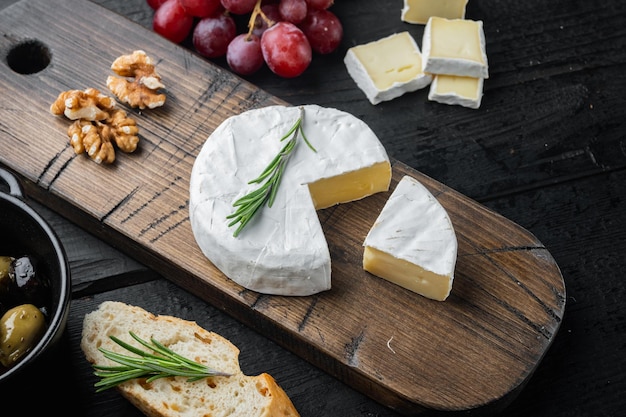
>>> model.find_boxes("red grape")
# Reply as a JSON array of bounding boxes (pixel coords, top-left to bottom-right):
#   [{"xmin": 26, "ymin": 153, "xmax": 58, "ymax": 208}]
[
  {"xmin": 179, "ymin": 0, "xmax": 222, "ymax": 17},
  {"xmin": 305, "ymin": 0, "xmax": 333, "ymax": 9},
  {"xmin": 299, "ymin": 8, "xmax": 342, "ymax": 54},
  {"xmin": 193, "ymin": 13, "xmax": 237, "ymax": 58},
  {"xmin": 148, "ymin": 0, "xmax": 343, "ymax": 78},
  {"xmin": 227, "ymin": 34, "xmax": 264, "ymax": 75},
  {"xmin": 153, "ymin": 0, "xmax": 195, "ymax": 44},
  {"xmin": 147, "ymin": 0, "xmax": 169, "ymax": 10},
  {"xmin": 278, "ymin": 0, "xmax": 307, "ymax": 24},
  {"xmin": 261, "ymin": 22, "xmax": 312, "ymax": 78},
  {"xmin": 220, "ymin": 0, "xmax": 257, "ymax": 14}
]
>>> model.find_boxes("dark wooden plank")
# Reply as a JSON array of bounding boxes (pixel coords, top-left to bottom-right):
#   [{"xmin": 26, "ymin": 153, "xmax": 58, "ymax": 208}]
[{"xmin": 0, "ymin": 0, "xmax": 565, "ymax": 413}]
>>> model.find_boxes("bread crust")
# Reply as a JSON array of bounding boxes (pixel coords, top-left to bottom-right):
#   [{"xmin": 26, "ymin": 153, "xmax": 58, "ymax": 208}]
[{"xmin": 81, "ymin": 301, "xmax": 300, "ymax": 417}]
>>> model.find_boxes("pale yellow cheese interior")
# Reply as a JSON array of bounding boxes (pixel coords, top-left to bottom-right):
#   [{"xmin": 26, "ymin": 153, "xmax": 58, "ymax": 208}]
[
  {"xmin": 434, "ymin": 74, "xmax": 480, "ymax": 99},
  {"xmin": 429, "ymin": 17, "xmax": 486, "ymax": 64},
  {"xmin": 402, "ymin": 0, "xmax": 468, "ymax": 24},
  {"xmin": 308, "ymin": 161, "xmax": 391, "ymax": 209},
  {"xmin": 350, "ymin": 32, "xmax": 425, "ymax": 91},
  {"xmin": 363, "ymin": 246, "xmax": 452, "ymax": 301}
]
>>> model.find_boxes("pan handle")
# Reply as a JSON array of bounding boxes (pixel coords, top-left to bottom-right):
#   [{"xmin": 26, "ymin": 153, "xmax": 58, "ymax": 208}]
[{"xmin": 0, "ymin": 167, "xmax": 25, "ymax": 199}]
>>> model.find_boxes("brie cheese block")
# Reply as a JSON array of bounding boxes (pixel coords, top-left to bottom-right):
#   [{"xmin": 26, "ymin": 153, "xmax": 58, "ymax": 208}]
[
  {"xmin": 428, "ymin": 74, "xmax": 484, "ymax": 109},
  {"xmin": 344, "ymin": 32, "xmax": 432, "ymax": 105},
  {"xmin": 363, "ymin": 176, "xmax": 458, "ymax": 301},
  {"xmin": 401, "ymin": 0, "xmax": 468, "ymax": 25},
  {"xmin": 189, "ymin": 105, "xmax": 391, "ymax": 296},
  {"xmin": 422, "ymin": 17, "xmax": 489, "ymax": 79}
]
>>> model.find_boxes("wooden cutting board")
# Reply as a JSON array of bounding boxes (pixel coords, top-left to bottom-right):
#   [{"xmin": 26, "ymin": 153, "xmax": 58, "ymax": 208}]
[{"xmin": 0, "ymin": 0, "xmax": 565, "ymax": 414}]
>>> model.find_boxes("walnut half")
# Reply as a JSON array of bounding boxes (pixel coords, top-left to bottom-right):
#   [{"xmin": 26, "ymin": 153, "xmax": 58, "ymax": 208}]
[
  {"xmin": 50, "ymin": 88, "xmax": 115, "ymax": 121},
  {"xmin": 67, "ymin": 109, "xmax": 139, "ymax": 164},
  {"xmin": 108, "ymin": 109, "xmax": 139, "ymax": 153},
  {"xmin": 68, "ymin": 120, "xmax": 116, "ymax": 164},
  {"xmin": 107, "ymin": 50, "xmax": 166, "ymax": 110}
]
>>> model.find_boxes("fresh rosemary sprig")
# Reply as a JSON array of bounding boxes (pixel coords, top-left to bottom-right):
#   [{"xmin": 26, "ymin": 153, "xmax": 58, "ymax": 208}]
[
  {"xmin": 226, "ymin": 106, "xmax": 316, "ymax": 237},
  {"xmin": 92, "ymin": 331, "xmax": 231, "ymax": 392}
]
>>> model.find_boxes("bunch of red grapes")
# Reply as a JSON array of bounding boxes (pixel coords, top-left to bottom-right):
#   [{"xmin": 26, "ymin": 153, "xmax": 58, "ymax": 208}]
[{"xmin": 148, "ymin": 0, "xmax": 343, "ymax": 78}]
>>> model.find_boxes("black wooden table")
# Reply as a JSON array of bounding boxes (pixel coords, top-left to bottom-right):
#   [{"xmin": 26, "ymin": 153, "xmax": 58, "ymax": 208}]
[{"xmin": 1, "ymin": 0, "xmax": 625, "ymax": 415}]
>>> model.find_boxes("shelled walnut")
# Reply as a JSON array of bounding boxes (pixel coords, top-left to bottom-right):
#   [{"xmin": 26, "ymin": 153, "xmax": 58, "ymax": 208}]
[
  {"xmin": 108, "ymin": 109, "xmax": 139, "ymax": 152},
  {"xmin": 107, "ymin": 50, "xmax": 166, "ymax": 110},
  {"xmin": 68, "ymin": 120, "xmax": 116, "ymax": 164},
  {"xmin": 67, "ymin": 109, "xmax": 139, "ymax": 164},
  {"xmin": 50, "ymin": 88, "xmax": 115, "ymax": 121}
]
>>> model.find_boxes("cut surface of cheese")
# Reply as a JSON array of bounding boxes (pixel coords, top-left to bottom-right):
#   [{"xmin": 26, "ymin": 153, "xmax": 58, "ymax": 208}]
[
  {"xmin": 308, "ymin": 161, "xmax": 391, "ymax": 210},
  {"xmin": 363, "ymin": 176, "xmax": 457, "ymax": 301},
  {"xmin": 190, "ymin": 105, "xmax": 391, "ymax": 296},
  {"xmin": 344, "ymin": 32, "xmax": 432, "ymax": 105},
  {"xmin": 401, "ymin": 0, "xmax": 468, "ymax": 24},
  {"xmin": 428, "ymin": 74, "xmax": 484, "ymax": 109},
  {"xmin": 422, "ymin": 17, "xmax": 489, "ymax": 79}
]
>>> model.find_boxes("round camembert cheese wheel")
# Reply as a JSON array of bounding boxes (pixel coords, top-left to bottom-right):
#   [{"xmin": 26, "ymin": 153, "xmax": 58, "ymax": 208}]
[{"xmin": 190, "ymin": 105, "xmax": 391, "ymax": 296}]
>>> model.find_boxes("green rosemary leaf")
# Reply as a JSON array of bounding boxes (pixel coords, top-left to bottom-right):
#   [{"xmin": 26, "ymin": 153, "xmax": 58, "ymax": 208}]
[
  {"xmin": 94, "ymin": 368, "xmax": 150, "ymax": 392},
  {"xmin": 250, "ymin": 152, "xmax": 282, "ymax": 184},
  {"xmin": 227, "ymin": 106, "xmax": 316, "ymax": 237},
  {"xmin": 267, "ymin": 160, "xmax": 288, "ymax": 208},
  {"xmin": 230, "ymin": 182, "xmax": 271, "ymax": 208},
  {"xmin": 300, "ymin": 126, "xmax": 316, "ymax": 152},
  {"xmin": 91, "ymin": 331, "xmax": 230, "ymax": 392}
]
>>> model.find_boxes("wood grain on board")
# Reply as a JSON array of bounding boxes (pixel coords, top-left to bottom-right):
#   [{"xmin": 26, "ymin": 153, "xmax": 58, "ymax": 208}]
[{"xmin": 0, "ymin": 0, "xmax": 565, "ymax": 413}]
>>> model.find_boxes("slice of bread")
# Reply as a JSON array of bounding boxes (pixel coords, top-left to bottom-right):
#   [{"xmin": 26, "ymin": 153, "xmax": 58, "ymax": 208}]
[{"xmin": 81, "ymin": 301, "xmax": 300, "ymax": 417}]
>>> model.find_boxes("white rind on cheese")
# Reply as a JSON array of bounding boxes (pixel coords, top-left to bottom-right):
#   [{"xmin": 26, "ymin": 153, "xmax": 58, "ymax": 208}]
[
  {"xmin": 422, "ymin": 17, "xmax": 489, "ymax": 79},
  {"xmin": 401, "ymin": 0, "xmax": 468, "ymax": 25},
  {"xmin": 344, "ymin": 32, "xmax": 432, "ymax": 105},
  {"xmin": 363, "ymin": 176, "xmax": 458, "ymax": 301},
  {"xmin": 190, "ymin": 105, "xmax": 391, "ymax": 296},
  {"xmin": 428, "ymin": 74, "xmax": 484, "ymax": 109}
]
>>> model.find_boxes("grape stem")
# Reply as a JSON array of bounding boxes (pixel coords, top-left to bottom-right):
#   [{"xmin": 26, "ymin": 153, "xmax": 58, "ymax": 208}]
[{"xmin": 246, "ymin": 0, "xmax": 275, "ymax": 40}]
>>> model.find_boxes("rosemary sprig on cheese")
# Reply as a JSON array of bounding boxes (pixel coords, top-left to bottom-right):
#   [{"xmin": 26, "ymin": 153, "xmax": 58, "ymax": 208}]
[
  {"xmin": 227, "ymin": 106, "xmax": 316, "ymax": 237},
  {"xmin": 92, "ymin": 331, "xmax": 231, "ymax": 392}
]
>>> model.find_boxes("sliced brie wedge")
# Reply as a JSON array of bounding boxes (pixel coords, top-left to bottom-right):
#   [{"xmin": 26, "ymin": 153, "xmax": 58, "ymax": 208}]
[
  {"xmin": 422, "ymin": 17, "xmax": 489, "ymax": 79},
  {"xmin": 428, "ymin": 74, "xmax": 484, "ymax": 109},
  {"xmin": 401, "ymin": 0, "xmax": 468, "ymax": 25},
  {"xmin": 344, "ymin": 32, "xmax": 432, "ymax": 105},
  {"xmin": 190, "ymin": 105, "xmax": 391, "ymax": 296},
  {"xmin": 363, "ymin": 176, "xmax": 458, "ymax": 301}
]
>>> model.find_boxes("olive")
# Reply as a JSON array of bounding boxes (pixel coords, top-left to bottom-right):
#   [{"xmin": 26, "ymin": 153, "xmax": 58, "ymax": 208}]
[
  {"xmin": 0, "ymin": 256, "xmax": 13, "ymax": 297},
  {"xmin": 0, "ymin": 304, "xmax": 46, "ymax": 368},
  {"xmin": 0, "ymin": 256, "xmax": 16, "ymax": 317}
]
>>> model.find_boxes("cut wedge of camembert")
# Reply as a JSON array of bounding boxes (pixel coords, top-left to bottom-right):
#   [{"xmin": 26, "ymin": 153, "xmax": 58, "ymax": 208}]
[
  {"xmin": 190, "ymin": 105, "xmax": 391, "ymax": 296},
  {"xmin": 401, "ymin": 0, "xmax": 468, "ymax": 25},
  {"xmin": 422, "ymin": 17, "xmax": 489, "ymax": 79},
  {"xmin": 363, "ymin": 176, "xmax": 458, "ymax": 301},
  {"xmin": 428, "ymin": 74, "xmax": 484, "ymax": 109},
  {"xmin": 344, "ymin": 32, "xmax": 432, "ymax": 105}
]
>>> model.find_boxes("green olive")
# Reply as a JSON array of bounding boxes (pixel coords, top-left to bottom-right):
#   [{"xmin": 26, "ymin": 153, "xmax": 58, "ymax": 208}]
[
  {"xmin": 0, "ymin": 304, "xmax": 46, "ymax": 368},
  {"xmin": 0, "ymin": 256, "xmax": 14, "ymax": 297}
]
